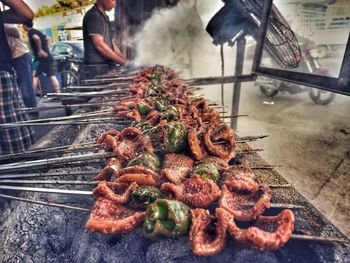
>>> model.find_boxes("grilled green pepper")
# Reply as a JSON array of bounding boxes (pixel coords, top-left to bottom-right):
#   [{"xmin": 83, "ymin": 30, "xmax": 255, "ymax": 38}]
[
  {"xmin": 130, "ymin": 186, "xmax": 166, "ymax": 208},
  {"xmin": 164, "ymin": 122, "xmax": 187, "ymax": 153},
  {"xmin": 127, "ymin": 152, "xmax": 161, "ymax": 172},
  {"xmin": 143, "ymin": 199, "xmax": 191, "ymax": 238},
  {"xmin": 160, "ymin": 105, "xmax": 179, "ymax": 121},
  {"xmin": 132, "ymin": 121, "xmax": 151, "ymax": 133},
  {"xmin": 155, "ymin": 97, "xmax": 170, "ymax": 112},
  {"xmin": 137, "ymin": 102, "xmax": 152, "ymax": 115},
  {"xmin": 191, "ymin": 163, "xmax": 220, "ymax": 183}
]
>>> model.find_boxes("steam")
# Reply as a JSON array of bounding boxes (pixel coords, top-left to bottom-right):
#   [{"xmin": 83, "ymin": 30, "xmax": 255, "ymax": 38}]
[{"xmin": 133, "ymin": 0, "xmax": 234, "ymax": 79}]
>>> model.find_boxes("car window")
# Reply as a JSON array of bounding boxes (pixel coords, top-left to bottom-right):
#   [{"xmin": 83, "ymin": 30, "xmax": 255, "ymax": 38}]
[{"xmin": 52, "ymin": 44, "xmax": 73, "ymax": 55}]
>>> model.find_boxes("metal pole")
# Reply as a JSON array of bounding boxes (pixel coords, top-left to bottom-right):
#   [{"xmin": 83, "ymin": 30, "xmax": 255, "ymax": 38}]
[
  {"xmin": 251, "ymin": 0, "xmax": 274, "ymax": 72},
  {"xmin": 231, "ymin": 36, "xmax": 246, "ymax": 130}
]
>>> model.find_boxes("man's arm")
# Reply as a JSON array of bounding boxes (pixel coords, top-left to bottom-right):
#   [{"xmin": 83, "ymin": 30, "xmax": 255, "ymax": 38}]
[
  {"xmin": 92, "ymin": 35, "xmax": 128, "ymax": 65},
  {"xmin": 33, "ymin": 34, "xmax": 48, "ymax": 58},
  {"xmin": 1, "ymin": 0, "xmax": 34, "ymax": 24}
]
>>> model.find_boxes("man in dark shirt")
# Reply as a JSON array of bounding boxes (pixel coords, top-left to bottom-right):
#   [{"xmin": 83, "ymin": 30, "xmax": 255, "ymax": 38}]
[
  {"xmin": 23, "ymin": 24, "xmax": 60, "ymax": 94},
  {"xmin": 0, "ymin": 0, "xmax": 35, "ymax": 154},
  {"xmin": 83, "ymin": 0, "xmax": 128, "ymax": 78}
]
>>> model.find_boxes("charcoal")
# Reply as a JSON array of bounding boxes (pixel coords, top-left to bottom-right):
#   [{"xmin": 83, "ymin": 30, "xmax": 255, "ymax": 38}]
[{"xmin": 103, "ymin": 229, "xmax": 147, "ymax": 263}]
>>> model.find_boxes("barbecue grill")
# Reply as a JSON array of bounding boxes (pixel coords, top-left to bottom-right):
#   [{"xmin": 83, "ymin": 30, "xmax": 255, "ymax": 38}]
[
  {"xmin": 0, "ymin": 117, "xmax": 349, "ymax": 262},
  {"xmin": 1, "ymin": 0, "xmax": 350, "ymax": 262}
]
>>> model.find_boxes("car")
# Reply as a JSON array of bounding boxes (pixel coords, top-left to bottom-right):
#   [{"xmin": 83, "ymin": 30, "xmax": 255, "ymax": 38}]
[{"xmin": 51, "ymin": 40, "xmax": 84, "ymax": 59}]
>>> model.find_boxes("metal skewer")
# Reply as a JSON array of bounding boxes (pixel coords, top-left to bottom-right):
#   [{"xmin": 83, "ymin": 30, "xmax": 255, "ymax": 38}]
[
  {"xmin": 0, "ymin": 193, "xmax": 90, "ymax": 212},
  {"xmin": 0, "ymin": 118, "xmax": 131, "ymax": 128},
  {"xmin": 0, "ymin": 179, "xmax": 98, "ymax": 185},
  {"xmin": 0, "ymin": 171, "xmax": 100, "ymax": 179},
  {"xmin": 0, "ymin": 152, "xmax": 114, "ymax": 173},
  {"xmin": 0, "ymin": 142, "xmax": 97, "ymax": 161},
  {"xmin": 46, "ymin": 91, "xmax": 128, "ymax": 98},
  {"xmin": 0, "ymin": 185, "xmax": 93, "ymax": 195},
  {"xmin": 16, "ymin": 100, "xmax": 122, "ymax": 112},
  {"xmin": 1, "ymin": 192, "xmax": 347, "ymax": 244}
]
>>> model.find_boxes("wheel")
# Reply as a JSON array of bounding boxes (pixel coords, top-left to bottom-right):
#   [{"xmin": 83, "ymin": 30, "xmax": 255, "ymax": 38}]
[
  {"xmin": 60, "ymin": 70, "xmax": 80, "ymax": 91},
  {"xmin": 308, "ymin": 88, "xmax": 335, "ymax": 105},
  {"xmin": 317, "ymin": 45, "xmax": 329, "ymax": 58},
  {"xmin": 257, "ymin": 78, "xmax": 279, "ymax": 97}
]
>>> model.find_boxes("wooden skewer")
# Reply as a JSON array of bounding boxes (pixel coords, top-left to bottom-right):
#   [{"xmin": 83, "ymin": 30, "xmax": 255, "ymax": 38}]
[
  {"xmin": 290, "ymin": 234, "xmax": 349, "ymax": 244},
  {"xmin": 237, "ymin": 149, "xmax": 264, "ymax": 154},
  {"xmin": 220, "ymin": 114, "xmax": 248, "ymax": 119},
  {"xmin": 250, "ymin": 165, "xmax": 282, "ymax": 169},
  {"xmin": 0, "ymin": 193, "xmax": 90, "ymax": 212}
]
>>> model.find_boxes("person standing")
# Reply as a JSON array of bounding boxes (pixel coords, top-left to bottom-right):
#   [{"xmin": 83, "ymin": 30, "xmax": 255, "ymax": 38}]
[
  {"xmin": 0, "ymin": 0, "xmax": 35, "ymax": 154},
  {"xmin": 83, "ymin": 0, "xmax": 128, "ymax": 78},
  {"xmin": 4, "ymin": 23, "xmax": 37, "ymax": 111},
  {"xmin": 23, "ymin": 24, "xmax": 60, "ymax": 94}
]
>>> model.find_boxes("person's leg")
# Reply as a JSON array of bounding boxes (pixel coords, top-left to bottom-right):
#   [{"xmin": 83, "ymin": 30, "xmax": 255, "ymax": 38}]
[
  {"xmin": 0, "ymin": 70, "xmax": 34, "ymax": 154},
  {"xmin": 13, "ymin": 54, "xmax": 37, "ymax": 108},
  {"xmin": 45, "ymin": 56, "xmax": 60, "ymax": 93},
  {"xmin": 49, "ymin": 75, "xmax": 60, "ymax": 93}
]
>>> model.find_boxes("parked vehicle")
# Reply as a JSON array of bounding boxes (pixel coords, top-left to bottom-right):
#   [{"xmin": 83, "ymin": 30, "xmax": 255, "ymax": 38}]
[
  {"xmin": 51, "ymin": 41, "xmax": 84, "ymax": 90},
  {"xmin": 256, "ymin": 39, "xmax": 336, "ymax": 105}
]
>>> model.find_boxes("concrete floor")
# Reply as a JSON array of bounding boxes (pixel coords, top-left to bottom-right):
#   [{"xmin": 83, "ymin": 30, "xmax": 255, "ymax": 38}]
[{"xmin": 201, "ymin": 81, "xmax": 350, "ymax": 238}]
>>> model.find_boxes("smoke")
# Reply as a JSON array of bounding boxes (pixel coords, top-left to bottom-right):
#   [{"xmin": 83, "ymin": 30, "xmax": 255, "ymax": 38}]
[{"xmin": 133, "ymin": 0, "xmax": 238, "ymax": 79}]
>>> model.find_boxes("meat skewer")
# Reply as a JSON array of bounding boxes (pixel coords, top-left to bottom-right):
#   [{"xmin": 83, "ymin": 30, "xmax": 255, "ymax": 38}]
[
  {"xmin": 0, "ymin": 193, "xmax": 347, "ymax": 244},
  {"xmin": 0, "ymin": 184, "xmax": 302, "ymax": 210}
]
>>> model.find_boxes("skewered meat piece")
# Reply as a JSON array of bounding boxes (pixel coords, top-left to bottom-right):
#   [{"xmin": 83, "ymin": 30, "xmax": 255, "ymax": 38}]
[
  {"xmin": 115, "ymin": 127, "xmax": 154, "ymax": 161},
  {"xmin": 95, "ymin": 157, "xmax": 123, "ymax": 181},
  {"xmin": 86, "ymin": 198, "xmax": 146, "ymax": 235},
  {"xmin": 117, "ymin": 165, "xmax": 164, "ymax": 186},
  {"xmin": 96, "ymin": 129, "xmax": 120, "ymax": 145},
  {"xmin": 203, "ymin": 124, "xmax": 236, "ymax": 160},
  {"xmin": 116, "ymin": 108, "xmax": 142, "ymax": 122},
  {"xmin": 161, "ymin": 153, "xmax": 194, "ymax": 184},
  {"xmin": 188, "ymin": 128, "xmax": 208, "ymax": 161},
  {"xmin": 228, "ymin": 209, "xmax": 295, "ymax": 251},
  {"xmin": 161, "ymin": 174, "xmax": 221, "ymax": 208},
  {"xmin": 221, "ymin": 165, "xmax": 260, "ymax": 193},
  {"xmin": 146, "ymin": 110, "xmax": 161, "ymax": 126},
  {"xmin": 196, "ymin": 156, "xmax": 229, "ymax": 171},
  {"xmin": 189, "ymin": 208, "xmax": 233, "ymax": 256},
  {"xmin": 93, "ymin": 181, "xmax": 138, "ymax": 205},
  {"xmin": 220, "ymin": 185, "xmax": 271, "ymax": 221}
]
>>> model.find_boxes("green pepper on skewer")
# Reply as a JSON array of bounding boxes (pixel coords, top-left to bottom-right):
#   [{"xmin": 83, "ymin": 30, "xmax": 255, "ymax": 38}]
[
  {"xmin": 143, "ymin": 199, "xmax": 191, "ymax": 238},
  {"xmin": 155, "ymin": 97, "xmax": 170, "ymax": 112},
  {"xmin": 137, "ymin": 102, "xmax": 153, "ymax": 115},
  {"xmin": 191, "ymin": 163, "xmax": 220, "ymax": 183},
  {"xmin": 160, "ymin": 105, "xmax": 179, "ymax": 121},
  {"xmin": 127, "ymin": 152, "xmax": 161, "ymax": 172},
  {"xmin": 130, "ymin": 186, "xmax": 166, "ymax": 208},
  {"xmin": 164, "ymin": 122, "xmax": 187, "ymax": 153},
  {"xmin": 132, "ymin": 121, "xmax": 151, "ymax": 133}
]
